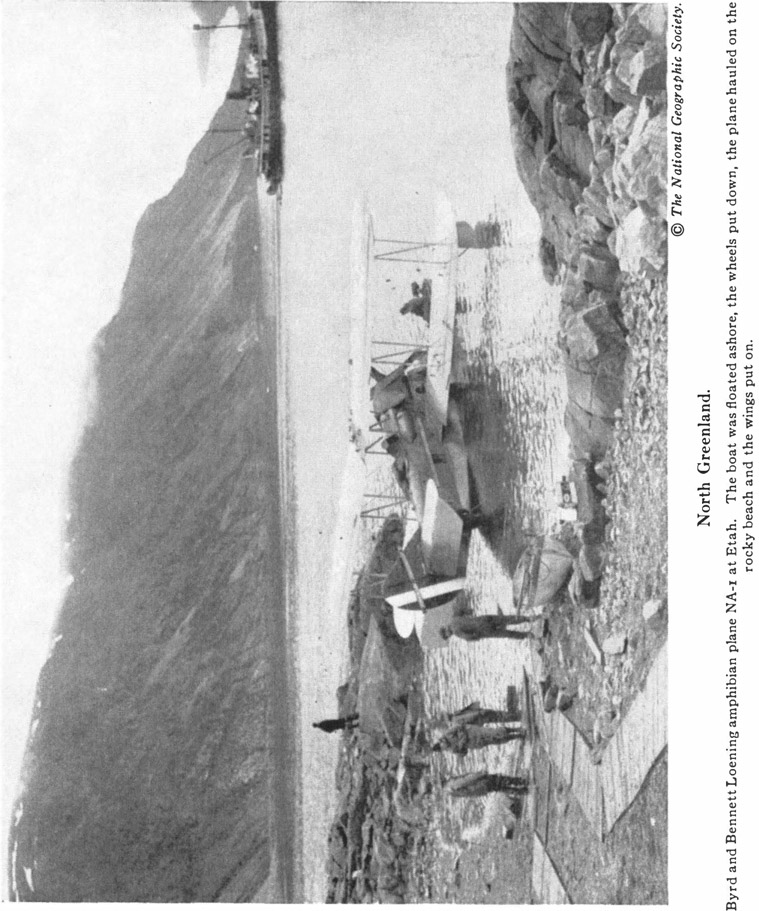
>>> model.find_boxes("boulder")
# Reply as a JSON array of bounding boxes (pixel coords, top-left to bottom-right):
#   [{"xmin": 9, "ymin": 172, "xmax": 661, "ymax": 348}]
[
  {"xmin": 582, "ymin": 170, "xmax": 615, "ymax": 227},
  {"xmin": 601, "ymin": 633, "xmax": 627, "ymax": 655},
  {"xmin": 612, "ymin": 106, "xmax": 666, "ymax": 204},
  {"xmin": 592, "ymin": 706, "xmax": 618, "ymax": 742},
  {"xmin": 563, "ymin": 310, "xmax": 600, "ymax": 362},
  {"xmin": 618, "ymin": 44, "xmax": 666, "ymax": 96},
  {"xmin": 587, "ymin": 115, "xmax": 612, "ymax": 155},
  {"xmin": 583, "ymin": 78, "xmax": 611, "ymax": 120},
  {"xmin": 615, "ymin": 206, "xmax": 667, "ymax": 273},
  {"xmin": 539, "ymin": 236, "xmax": 560, "ymax": 284},
  {"xmin": 577, "ymin": 243, "xmax": 620, "ymax": 291},
  {"xmin": 521, "ymin": 74, "xmax": 558, "ymax": 141},
  {"xmin": 554, "ymin": 113, "xmax": 595, "ymax": 182},
  {"xmin": 536, "ymin": 153, "xmax": 586, "ymax": 261},
  {"xmin": 581, "ymin": 294, "xmax": 627, "ymax": 350},
  {"xmin": 610, "ymin": 105, "xmax": 637, "ymax": 147},
  {"xmin": 511, "ymin": 26, "xmax": 562, "ymax": 84},
  {"xmin": 543, "ymin": 684, "xmax": 559, "ymax": 713},
  {"xmin": 608, "ymin": 193, "xmax": 635, "ymax": 226},
  {"xmin": 508, "ymin": 104, "xmax": 543, "ymax": 202},
  {"xmin": 611, "ymin": 4, "xmax": 630, "ymax": 28},
  {"xmin": 597, "ymin": 32, "xmax": 616, "ymax": 72},
  {"xmin": 561, "ymin": 265, "xmax": 592, "ymax": 313},
  {"xmin": 564, "ymin": 399, "xmax": 616, "ymax": 462},
  {"xmin": 617, "ymin": 4, "xmax": 668, "ymax": 45},
  {"xmin": 516, "ymin": 4, "xmax": 572, "ymax": 62},
  {"xmin": 540, "ymin": 148, "xmax": 586, "ymax": 207},
  {"xmin": 557, "ymin": 58, "xmax": 585, "ymax": 97},
  {"xmin": 627, "ymin": 97, "xmax": 661, "ymax": 146},
  {"xmin": 642, "ymin": 598, "xmax": 664, "ymax": 620},
  {"xmin": 569, "ymin": 48, "xmax": 586, "ymax": 78},
  {"xmin": 567, "ymin": 460, "xmax": 592, "ymax": 518},
  {"xmin": 554, "ymin": 94, "xmax": 588, "ymax": 129},
  {"xmin": 595, "ymin": 143, "xmax": 615, "ymax": 180},
  {"xmin": 576, "ymin": 204, "xmax": 612, "ymax": 245},
  {"xmin": 566, "ymin": 3, "xmax": 612, "ymax": 50},
  {"xmin": 579, "ymin": 543, "xmax": 606, "ymax": 580},
  {"xmin": 565, "ymin": 347, "xmax": 626, "ymax": 422},
  {"xmin": 610, "ymin": 30, "xmax": 636, "ymax": 67},
  {"xmin": 603, "ymin": 69, "xmax": 639, "ymax": 107}
]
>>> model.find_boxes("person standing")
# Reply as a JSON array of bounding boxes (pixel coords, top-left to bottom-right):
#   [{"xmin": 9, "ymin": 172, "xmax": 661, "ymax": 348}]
[
  {"xmin": 445, "ymin": 771, "xmax": 529, "ymax": 799},
  {"xmin": 432, "ymin": 722, "xmax": 525, "ymax": 755},
  {"xmin": 312, "ymin": 714, "xmax": 359, "ymax": 733},
  {"xmin": 445, "ymin": 700, "xmax": 521, "ymax": 726},
  {"xmin": 399, "ymin": 278, "xmax": 432, "ymax": 323},
  {"xmin": 439, "ymin": 613, "xmax": 535, "ymax": 642}
]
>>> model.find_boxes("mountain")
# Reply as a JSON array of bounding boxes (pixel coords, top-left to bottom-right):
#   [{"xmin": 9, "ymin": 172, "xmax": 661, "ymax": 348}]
[{"xmin": 8, "ymin": 33, "xmax": 293, "ymax": 903}]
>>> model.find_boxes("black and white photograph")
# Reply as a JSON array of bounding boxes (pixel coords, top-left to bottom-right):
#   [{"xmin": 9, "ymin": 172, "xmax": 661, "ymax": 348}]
[{"xmin": 1, "ymin": 0, "xmax": 756, "ymax": 905}]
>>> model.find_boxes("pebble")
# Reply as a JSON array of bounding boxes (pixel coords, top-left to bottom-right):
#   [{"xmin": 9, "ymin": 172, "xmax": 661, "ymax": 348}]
[
  {"xmin": 602, "ymin": 634, "xmax": 627, "ymax": 655},
  {"xmin": 583, "ymin": 627, "xmax": 603, "ymax": 662},
  {"xmin": 593, "ymin": 707, "xmax": 618, "ymax": 743},
  {"xmin": 642, "ymin": 598, "xmax": 663, "ymax": 620},
  {"xmin": 543, "ymin": 685, "xmax": 559, "ymax": 713}
]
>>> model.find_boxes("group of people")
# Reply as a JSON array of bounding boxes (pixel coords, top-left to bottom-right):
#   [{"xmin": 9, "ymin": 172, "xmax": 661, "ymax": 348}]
[
  {"xmin": 313, "ymin": 699, "xmax": 529, "ymax": 802},
  {"xmin": 431, "ymin": 701, "xmax": 524, "ymax": 755},
  {"xmin": 434, "ymin": 616, "xmax": 555, "ymax": 803},
  {"xmin": 432, "ymin": 701, "xmax": 529, "ymax": 802}
]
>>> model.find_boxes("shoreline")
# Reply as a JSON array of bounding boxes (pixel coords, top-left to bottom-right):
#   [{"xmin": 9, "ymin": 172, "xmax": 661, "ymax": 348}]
[{"xmin": 261, "ymin": 179, "xmax": 304, "ymax": 901}]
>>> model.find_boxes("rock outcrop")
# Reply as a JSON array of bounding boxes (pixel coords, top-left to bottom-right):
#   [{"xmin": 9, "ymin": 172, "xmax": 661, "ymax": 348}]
[
  {"xmin": 507, "ymin": 3, "xmax": 667, "ymax": 462},
  {"xmin": 508, "ymin": 5, "xmax": 669, "ymax": 764},
  {"xmin": 325, "ymin": 518, "xmax": 428, "ymax": 903}
]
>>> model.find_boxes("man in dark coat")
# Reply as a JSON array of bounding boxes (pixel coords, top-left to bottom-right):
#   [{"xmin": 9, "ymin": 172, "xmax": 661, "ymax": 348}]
[
  {"xmin": 439, "ymin": 613, "xmax": 534, "ymax": 642},
  {"xmin": 446, "ymin": 771, "xmax": 529, "ymax": 798},
  {"xmin": 312, "ymin": 714, "xmax": 359, "ymax": 733},
  {"xmin": 432, "ymin": 722, "xmax": 525, "ymax": 755},
  {"xmin": 445, "ymin": 700, "xmax": 521, "ymax": 726}
]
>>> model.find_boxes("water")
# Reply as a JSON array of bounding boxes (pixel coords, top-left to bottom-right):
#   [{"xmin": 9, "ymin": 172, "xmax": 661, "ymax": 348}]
[
  {"xmin": 351, "ymin": 214, "xmax": 571, "ymax": 854},
  {"xmin": 273, "ymin": 4, "xmax": 575, "ymax": 896},
  {"xmin": 422, "ymin": 224, "xmax": 570, "ymax": 861},
  {"xmin": 276, "ymin": 207, "xmax": 572, "ymax": 896},
  {"xmin": 276, "ymin": 197, "xmax": 570, "ymax": 894}
]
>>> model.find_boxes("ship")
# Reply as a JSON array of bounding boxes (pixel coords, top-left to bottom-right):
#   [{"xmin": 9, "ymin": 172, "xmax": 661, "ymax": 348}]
[{"xmin": 197, "ymin": 2, "xmax": 283, "ymax": 192}]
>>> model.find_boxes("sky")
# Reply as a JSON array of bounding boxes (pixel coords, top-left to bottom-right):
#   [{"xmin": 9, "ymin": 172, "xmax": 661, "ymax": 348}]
[{"xmin": 1, "ymin": 0, "xmax": 241, "ymax": 884}]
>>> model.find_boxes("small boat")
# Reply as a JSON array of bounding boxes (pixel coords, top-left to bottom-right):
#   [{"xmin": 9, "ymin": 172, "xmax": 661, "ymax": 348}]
[{"xmin": 513, "ymin": 536, "xmax": 573, "ymax": 611}]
